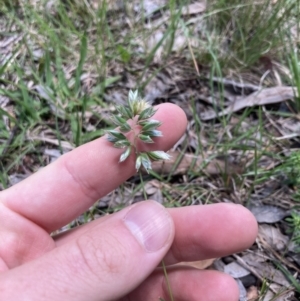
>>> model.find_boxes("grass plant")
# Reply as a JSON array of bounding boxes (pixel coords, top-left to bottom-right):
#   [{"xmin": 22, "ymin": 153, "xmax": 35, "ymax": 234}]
[
  {"xmin": 106, "ymin": 90, "xmax": 174, "ymax": 301},
  {"xmin": 206, "ymin": 0, "xmax": 299, "ymax": 69}
]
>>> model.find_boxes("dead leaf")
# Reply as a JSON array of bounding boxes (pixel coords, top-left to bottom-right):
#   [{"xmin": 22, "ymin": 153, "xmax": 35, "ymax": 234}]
[
  {"xmin": 224, "ymin": 261, "xmax": 251, "ymax": 278},
  {"xmin": 249, "ymin": 205, "xmax": 287, "ymax": 223},
  {"xmin": 247, "ymin": 286, "xmax": 259, "ymax": 301},
  {"xmin": 181, "ymin": 2, "xmax": 206, "ymax": 15},
  {"xmin": 27, "ymin": 135, "xmax": 74, "ymax": 150},
  {"xmin": 9, "ymin": 174, "xmax": 30, "ymax": 186},
  {"xmin": 280, "ymin": 118, "xmax": 300, "ymax": 135},
  {"xmin": 242, "ymin": 253, "xmax": 290, "ymax": 288},
  {"xmin": 34, "ymin": 85, "xmax": 66, "ymax": 119},
  {"xmin": 44, "ymin": 149, "xmax": 68, "ymax": 163},
  {"xmin": 0, "ymin": 95, "xmax": 9, "ymax": 108},
  {"xmin": 200, "ymin": 86, "xmax": 297, "ymax": 120},
  {"xmin": 258, "ymin": 225, "xmax": 289, "ymax": 252},
  {"xmin": 213, "ymin": 258, "xmax": 226, "ymax": 272},
  {"xmin": 210, "ymin": 76, "xmax": 261, "ymax": 91},
  {"xmin": 175, "ymin": 258, "xmax": 215, "ymax": 270},
  {"xmin": 236, "ymin": 279, "xmax": 247, "ymax": 301},
  {"xmin": 144, "ymin": 180, "xmax": 159, "ymax": 195},
  {"xmin": 144, "ymin": 180, "xmax": 164, "ymax": 203},
  {"xmin": 263, "ymin": 283, "xmax": 294, "ymax": 301}
]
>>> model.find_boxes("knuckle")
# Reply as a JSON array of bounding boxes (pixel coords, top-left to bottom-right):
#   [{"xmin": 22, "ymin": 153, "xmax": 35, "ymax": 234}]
[
  {"xmin": 69, "ymin": 233, "xmax": 127, "ymax": 283},
  {"xmin": 61, "ymin": 157, "xmax": 100, "ymax": 201}
]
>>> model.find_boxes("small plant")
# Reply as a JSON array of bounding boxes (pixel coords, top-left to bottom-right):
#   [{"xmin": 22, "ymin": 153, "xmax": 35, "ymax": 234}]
[
  {"xmin": 280, "ymin": 151, "xmax": 300, "ymax": 190},
  {"xmin": 286, "ymin": 211, "xmax": 300, "ymax": 252},
  {"xmin": 106, "ymin": 90, "xmax": 171, "ymax": 172},
  {"xmin": 107, "ymin": 90, "xmax": 174, "ymax": 301},
  {"xmin": 279, "ymin": 151, "xmax": 300, "ymax": 251}
]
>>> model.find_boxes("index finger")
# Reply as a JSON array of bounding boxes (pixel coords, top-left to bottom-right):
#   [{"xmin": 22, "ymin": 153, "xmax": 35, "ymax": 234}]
[{"xmin": 0, "ymin": 103, "xmax": 187, "ymax": 232}]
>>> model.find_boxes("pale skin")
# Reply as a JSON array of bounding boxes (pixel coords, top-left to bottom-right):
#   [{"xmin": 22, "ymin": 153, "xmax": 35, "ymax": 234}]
[{"xmin": 0, "ymin": 104, "xmax": 258, "ymax": 300}]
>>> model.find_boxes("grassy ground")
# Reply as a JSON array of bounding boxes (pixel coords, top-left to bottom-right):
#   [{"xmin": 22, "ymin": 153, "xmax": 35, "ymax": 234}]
[{"xmin": 1, "ymin": 0, "xmax": 300, "ymax": 300}]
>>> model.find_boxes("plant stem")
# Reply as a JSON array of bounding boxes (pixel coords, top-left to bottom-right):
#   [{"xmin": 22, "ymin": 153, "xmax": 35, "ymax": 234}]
[
  {"xmin": 139, "ymin": 171, "xmax": 147, "ymax": 200},
  {"xmin": 138, "ymin": 172, "xmax": 174, "ymax": 301},
  {"xmin": 162, "ymin": 260, "xmax": 174, "ymax": 301}
]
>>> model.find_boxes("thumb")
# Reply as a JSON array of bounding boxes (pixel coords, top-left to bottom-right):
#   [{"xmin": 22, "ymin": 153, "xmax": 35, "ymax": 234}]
[{"xmin": 0, "ymin": 201, "xmax": 174, "ymax": 301}]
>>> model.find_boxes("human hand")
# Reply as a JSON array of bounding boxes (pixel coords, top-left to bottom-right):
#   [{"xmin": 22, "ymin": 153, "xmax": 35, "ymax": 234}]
[{"xmin": 0, "ymin": 103, "xmax": 257, "ymax": 301}]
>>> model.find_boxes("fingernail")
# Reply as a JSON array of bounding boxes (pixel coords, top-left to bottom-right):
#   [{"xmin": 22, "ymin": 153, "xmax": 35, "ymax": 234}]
[{"xmin": 123, "ymin": 201, "xmax": 172, "ymax": 252}]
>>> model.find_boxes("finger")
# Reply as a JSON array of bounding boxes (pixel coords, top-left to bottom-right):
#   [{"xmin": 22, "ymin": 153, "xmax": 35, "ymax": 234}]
[
  {"xmin": 0, "ymin": 201, "xmax": 175, "ymax": 301},
  {"xmin": 0, "ymin": 202, "xmax": 55, "ymax": 271},
  {"xmin": 164, "ymin": 203, "xmax": 257, "ymax": 264},
  {"xmin": 123, "ymin": 268, "xmax": 239, "ymax": 301},
  {"xmin": 55, "ymin": 203, "xmax": 257, "ymax": 263},
  {"xmin": 1, "ymin": 104, "xmax": 187, "ymax": 232}
]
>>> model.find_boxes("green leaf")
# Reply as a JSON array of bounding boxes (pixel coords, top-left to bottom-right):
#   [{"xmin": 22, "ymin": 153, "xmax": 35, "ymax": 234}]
[
  {"xmin": 272, "ymin": 260, "xmax": 300, "ymax": 293},
  {"xmin": 138, "ymin": 107, "xmax": 157, "ymax": 121},
  {"xmin": 75, "ymin": 32, "xmax": 88, "ymax": 95},
  {"xmin": 117, "ymin": 45, "xmax": 131, "ymax": 63},
  {"xmin": 128, "ymin": 90, "xmax": 139, "ymax": 102},
  {"xmin": 135, "ymin": 155, "xmax": 142, "ymax": 171},
  {"xmin": 116, "ymin": 105, "xmax": 133, "ymax": 120},
  {"xmin": 120, "ymin": 122, "xmax": 132, "ymax": 133},
  {"xmin": 124, "ymin": 105, "xmax": 134, "ymax": 119},
  {"xmin": 106, "ymin": 130, "xmax": 126, "ymax": 141},
  {"xmin": 138, "ymin": 134, "xmax": 154, "ymax": 143},
  {"xmin": 120, "ymin": 147, "xmax": 131, "ymax": 162},
  {"xmin": 140, "ymin": 153, "xmax": 152, "ymax": 172},
  {"xmin": 135, "ymin": 153, "xmax": 152, "ymax": 172},
  {"xmin": 148, "ymin": 151, "xmax": 171, "ymax": 161},
  {"xmin": 107, "ymin": 135, "xmax": 118, "ymax": 143},
  {"xmin": 142, "ymin": 130, "xmax": 162, "ymax": 137},
  {"xmin": 111, "ymin": 115, "xmax": 127, "ymax": 126},
  {"xmin": 115, "ymin": 105, "xmax": 126, "ymax": 117},
  {"xmin": 114, "ymin": 139, "xmax": 131, "ymax": 148},
  {"xmin": 91, "ymin": 76, "xmax": 121, "ymax": 95},
  {"xmin": 139, "ymin": 119, "xmax": 162, "ymax": 131},
  {"xmin": 104, "ymin": 76, "xmax": 121, "ymax": 87}
]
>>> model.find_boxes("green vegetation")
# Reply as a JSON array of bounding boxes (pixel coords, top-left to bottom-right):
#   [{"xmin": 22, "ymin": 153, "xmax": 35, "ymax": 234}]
[{"xmin": 0, "ymin": 0, "xmax": 300, "ymax": 298}]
